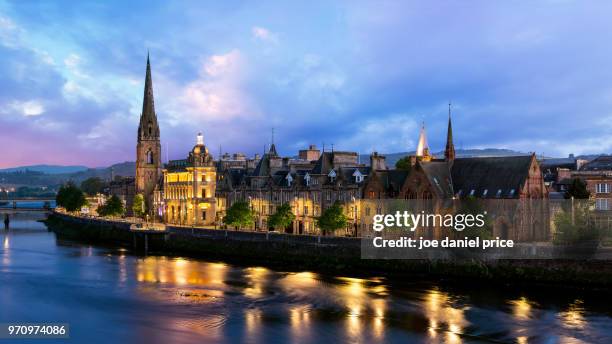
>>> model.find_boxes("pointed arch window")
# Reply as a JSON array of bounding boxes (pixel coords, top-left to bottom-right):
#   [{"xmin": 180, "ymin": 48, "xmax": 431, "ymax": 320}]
[{"xmin": 146, "ymin": 150, "xmax": 154, "ymax": 164}]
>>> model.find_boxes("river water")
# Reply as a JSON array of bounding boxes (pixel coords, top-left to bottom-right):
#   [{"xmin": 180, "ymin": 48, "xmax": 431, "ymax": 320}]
[{"xmin": 1, "ymin": 212, "xmax": 612, "ymax": 343}]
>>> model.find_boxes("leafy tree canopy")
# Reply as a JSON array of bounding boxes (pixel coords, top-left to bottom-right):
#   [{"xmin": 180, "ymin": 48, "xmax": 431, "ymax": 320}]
[
  {"xmin": 56, "ymin": 182, "xmax": 87, "ymax": 212},
  {"xmin": 564, "ymin": 178, "xmax": 590, "ymax": 199},
  {"xmin": 80, "ymin": 177, "xmax": 107, "ymax": 196},
  {"xmin": 223, "ymin": 201, "xmax": 254, "ymax": 229},
  {"xmin": 268, "ymin": 203, "xmax": 295, "ymax": 231},
  {"xmin": 317, "ymin": 201, "xmax": 348, "ymax": 235},
  {"xmin": 132, "ymin": 193, "xmax": 146, "ymax": 218},
  {"xmin": 98, "ymin": 195, "xmax": 125, "ymax": 217},
  {"xmin": 395, "ymin": 156, "xmax": 412, "ymax": 171}
]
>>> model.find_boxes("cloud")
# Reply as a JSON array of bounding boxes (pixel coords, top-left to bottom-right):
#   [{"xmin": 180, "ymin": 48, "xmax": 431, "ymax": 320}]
[
  {"xmin": 338, "ymin": 114, "xmax": 419, "ymax": 154},
  {"xmin": 7, "ymin": 100, "xmax": 45, "ymax": 116},
  {"xmin": 252, "ymin": 26, "xmax": 278, "ymax": 43}
]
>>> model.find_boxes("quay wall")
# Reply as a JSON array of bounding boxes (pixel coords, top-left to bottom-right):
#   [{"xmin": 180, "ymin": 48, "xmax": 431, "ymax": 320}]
[{"xmin": 47, "ymin": 212, "xmax": 612, "ymax": 288}]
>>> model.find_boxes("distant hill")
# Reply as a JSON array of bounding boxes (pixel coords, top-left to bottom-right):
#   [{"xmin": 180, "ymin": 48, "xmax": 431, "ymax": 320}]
[
  {"xmin": 360, "ymin": 148, "xmax": 530, "ymax": 167},
  {"xmin": 0, "ymin": 164, "xmax": 88, "ymax": 174},
  {"xmin": 0, "ymin": 162, "xmax": 135, "ymax": 187}
]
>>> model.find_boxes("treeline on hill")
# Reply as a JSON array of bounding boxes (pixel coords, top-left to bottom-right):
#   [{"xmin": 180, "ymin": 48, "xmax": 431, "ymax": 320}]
[{"xmin": 0, "ymin": 162, "xmax": 135, "ymax": 188}]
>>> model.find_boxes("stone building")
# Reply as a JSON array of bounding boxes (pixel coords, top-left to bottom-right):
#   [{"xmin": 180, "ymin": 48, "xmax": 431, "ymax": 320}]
[
  {"xmin": 135, "ymin": 53, "xmax": 162, "ymax": 213},
  {"xmin": 216, "ymin": 144, "xmax": 371, "ymax": 236},
  {"xmin": 160, "ymin": 133, "xmax": 217, "ymax": 226},
  {"xmin": 555, "ymin": 156, "xmax": 612, "ymax": 211}
]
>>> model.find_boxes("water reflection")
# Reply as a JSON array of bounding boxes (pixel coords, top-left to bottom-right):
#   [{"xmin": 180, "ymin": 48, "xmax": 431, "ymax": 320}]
[
  {"xmin": 423, "ymin": 289, "xmax": 468, "ymax": 343},
  {"xmin": 2, "ymin": 213, "xmax": 612, "ymax": 343}
]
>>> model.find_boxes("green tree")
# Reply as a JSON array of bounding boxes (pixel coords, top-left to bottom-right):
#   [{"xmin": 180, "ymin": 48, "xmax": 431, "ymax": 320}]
[
  {"xmin": 80, "ymin": 177, "xmax": 106, "ymax": 196},
  {"xmin": 268, "ymin": 203, "xmax": 295, "ymax": 231},
  {"xmin": 564, "ymin": 178, "xmax": 590, "ymax": 199},
  {"xmin": 223, "ymin": 201, "xmax": 254, "ymax": 229},
  {"xmin": 553, "ymin": 201, "xmax": 600, "ymax": 245},
  {"xmin": 317, "ymin": 201, "xmax": 348, "ymax": 236},
  {"xmin": 395, "ymin": 156, "xmax": 412, "ymax": 171},
  {"xmin": 98, "ymin": 195, "xmax": 125, "ymax": 217},
  {"xmin": 56, "ymin": 182, "xmax": 87, "ymax": 212},
  {"xmin": 132, "ymin": 193, "xmax": 146, "ymax": 218}
]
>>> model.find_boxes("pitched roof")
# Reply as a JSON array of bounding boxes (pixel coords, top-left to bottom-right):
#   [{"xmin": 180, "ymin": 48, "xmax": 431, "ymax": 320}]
[
  {"xmin": 451, "ymin": 156, "xmax": 533, "ymax": 198},
  {"xmin": 580, "ymin": 155, "xmax": 612, "ymax": 171},
  {"xmin": 312, "ymin": 152, "xmax": 333, "ymax": 175},
  {"xmin": 420, "ymin": 161, "xmax": 453, "ymax": 198}
]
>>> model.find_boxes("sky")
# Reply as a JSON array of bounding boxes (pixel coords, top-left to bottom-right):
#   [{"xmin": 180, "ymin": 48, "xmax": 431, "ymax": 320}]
[{"xmin": 1, "ymin": 0, "xmax": 612, "ymax": 168}]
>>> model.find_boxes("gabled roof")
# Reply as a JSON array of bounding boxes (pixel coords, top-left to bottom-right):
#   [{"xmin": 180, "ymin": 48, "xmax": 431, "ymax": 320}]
[
  {"xmin": 451, "ymin": 155, "xmax": 533, "ymax": 198},
  {"xmin": 420, "ymin": 161, "xmax": 453, "ymax": 198}
]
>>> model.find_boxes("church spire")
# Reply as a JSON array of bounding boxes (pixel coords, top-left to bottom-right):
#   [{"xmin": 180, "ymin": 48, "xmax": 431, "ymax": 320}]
[
  {"xmin": 416, "ymin": 121, "xmax": 430, "ymax": 158},
  {"xmin": 138, "ymin": 52, "xmax": 159, "ymax": 140},
  {"xmin": 445, "ymin": 102, "xmax": 456, "ymax": 161}
]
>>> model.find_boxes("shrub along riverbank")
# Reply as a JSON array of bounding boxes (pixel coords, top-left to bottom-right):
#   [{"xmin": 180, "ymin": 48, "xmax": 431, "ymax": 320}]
[{"xmin": 45, "ymin": 212, "xmax": 612, "ymax": 289}]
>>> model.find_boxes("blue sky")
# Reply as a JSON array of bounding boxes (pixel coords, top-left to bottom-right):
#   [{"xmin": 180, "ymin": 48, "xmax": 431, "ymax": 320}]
[{"xmin": 1, "ymin": 0, "xmax": 612, "ymax": 168}]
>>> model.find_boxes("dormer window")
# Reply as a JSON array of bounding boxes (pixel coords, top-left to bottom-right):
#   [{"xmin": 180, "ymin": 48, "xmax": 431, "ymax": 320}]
[
  {"xmin": 509, "ymin": 189, "xmax": 515, "ymax": 197},
  {"xmin": 304, "ymin": 173, "xmax": 311, "ymax": 186},
  {"xmin": 482, "ymin": 189, "xmax": 488, "ymax": 197},
  {"xmin": 328, "ymin": 169, "xmax": 337, "ymax": 182},
  {"xmin": 456, "ymin": 189, "xmax": 463, "ymax": 198},
  {"xmin": 469, "ymin": 189, "xmax": 475, "ymax": 196},
  {"xmin": 352, "ymin": 169, "xmax": 363, "ymax": 183},
  {"xmin": 286, "ymin": 173, "xmax": 293, "ymax": 187},
  {"xmin": 496, "ymin": 189, "xmax": 502, "ymax": 198}
]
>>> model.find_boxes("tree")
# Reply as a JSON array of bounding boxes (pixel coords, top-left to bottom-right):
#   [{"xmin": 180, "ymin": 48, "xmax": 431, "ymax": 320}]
[
  {"xmin": 132, "ymin": 193, "xmax": 146, "ymax": 218},
  {"xmin": 56, "ymin": 183, "xmax": 87, "ymax": 212},
  {"xmin": 268, "ymin": 203, "xmax": 295, "ymax": 231},
  {"xmin": 98, "ymin": 195, "xmax": 125, "ymax": 217},
  {"xmin": 395, "ymin": 156, "xmax": 412, "ymax": 171},
  {"xmin": 564, "ymin": 178, "xmax": 590, "ymax": 199},
  {"xmin": 223, "ymin": 201, "xmax": 254, "ymax": 229},
  {"xmin": 317, "ymin": 201, "xmax": 348, "ymax": 236},
  {"xmin": 80, "ymin": 177, "xmax": 106, "ymax": 196}
]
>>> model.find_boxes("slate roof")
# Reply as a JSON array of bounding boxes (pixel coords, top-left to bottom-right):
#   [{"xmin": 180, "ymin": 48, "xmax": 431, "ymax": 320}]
[
  {"xmin": 450, "ymin": 156, "xmax": 533, "ymax": 198},
  {"xmin": 420, "ymin": 161, "xmax": 453, "ymax": 198},
  {"xmin": 580, "ymin": 156, "xmax": 612, "ymax": 171},
  {"xmin": 311, "ymin": 152, "xmax": 333, "ymax": 175}
]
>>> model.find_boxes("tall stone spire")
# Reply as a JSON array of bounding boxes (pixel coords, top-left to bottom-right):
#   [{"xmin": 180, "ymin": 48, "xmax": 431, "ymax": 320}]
[
  {"xmin": 136, "ymin": 52, "xmax": 162, "ymax": 215},
  {"xmin": 444, "ymin": 102, "xmax": 456, "ymax": 161},
  {"xmin": 416, "ymin": 121, "xmax": 430, "ymax": 158},
  {"xmin": 138, "ymin": 52, "xmax": 159, "ymax": 140}
]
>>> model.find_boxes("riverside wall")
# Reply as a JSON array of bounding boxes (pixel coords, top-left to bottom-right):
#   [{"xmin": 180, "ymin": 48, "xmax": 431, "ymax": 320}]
[{"xmin": 46, "ymin": 212, "xmax": 612, "ymax": 288}]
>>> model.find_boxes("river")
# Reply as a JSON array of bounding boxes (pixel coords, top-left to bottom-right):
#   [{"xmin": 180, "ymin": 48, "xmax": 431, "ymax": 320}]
[{"xmin": 1, "ymin": 212, "xmax": 612, "ymax": 343}]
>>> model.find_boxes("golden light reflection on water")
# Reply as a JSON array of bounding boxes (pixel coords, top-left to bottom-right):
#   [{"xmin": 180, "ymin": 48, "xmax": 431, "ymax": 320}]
[
  {"xmin": 244, "ymin": 267, "xmax": 269, "ymax": 298},
  {"xmin": 136, "ymin": 257, "xmax": 228, "ymax": 287},
  {"xmin": 424, "ymin": 289, "xmax": 468, "ymax": 343},
  {"xmin": 510, "ymin": 297, "xmax": 534, "ymax": 320},
  {"xmin": 245, "ymin": 308, "xmax": 263, "ymax": 336},
  {"xmin": 560, "ymin": 299, "xmax": 586, "ymax": 330}
]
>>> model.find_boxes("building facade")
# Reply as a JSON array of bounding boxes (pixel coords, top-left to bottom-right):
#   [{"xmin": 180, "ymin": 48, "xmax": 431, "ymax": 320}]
[{"xmin": 161, "ymin": 133, "xmax": 217, "ymax": 226}]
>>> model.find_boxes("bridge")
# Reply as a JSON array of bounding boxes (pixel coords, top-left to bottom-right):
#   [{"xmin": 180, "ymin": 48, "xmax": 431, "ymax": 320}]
[{"xmin": 0, "ymin": 198, "xmax": 55, "ymax": 212}]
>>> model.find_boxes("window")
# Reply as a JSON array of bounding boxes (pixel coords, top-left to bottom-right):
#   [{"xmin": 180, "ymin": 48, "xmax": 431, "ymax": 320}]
[
  {"xmin": 202, "ymin": 211, "xmax": 207, "ymax": 220},
  {"xmin": 366, "ymin": 207, "xmax": 371, "ymax": 216},
  {"xmin": 509, "ymin": 189, "xmax": 516, "ymax": 197},
  {"xmin": 596, "ymin": 198, "xmax": 609, "ymax": 210},
  {"xmin": 304, "ymin": 206, "xmax": 309, "ymax": 215},
  {"xmin": 496, "ymin": 189, "xmax": 502, "ymax": 198},
  {"xmin": 146, "ymin": 150, "xmax": 154, "ymax": 164},
  {"xmin": 596, "ymin": 183, "xmax": 610, "ymax": 193},
  {"xmin": 469, "ymin": 189, "xmax": 475, "ymax": 196},
  {"xmin": 482, "ymin": 189, "xmax": 488, "ymax": 197},
  {"xmin": 328, "ymin": 169, "xmax": 337, "ymax": 182}
]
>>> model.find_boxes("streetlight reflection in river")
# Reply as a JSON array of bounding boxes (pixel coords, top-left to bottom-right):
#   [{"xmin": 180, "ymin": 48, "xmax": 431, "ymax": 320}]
[{"xmin": 424, "ymin": 289, "xmax": 468, "ymax": 343}]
